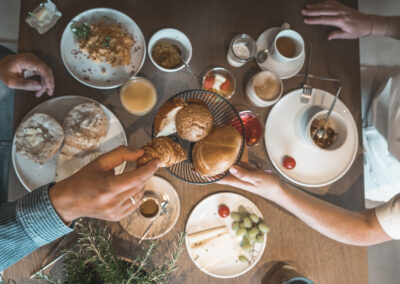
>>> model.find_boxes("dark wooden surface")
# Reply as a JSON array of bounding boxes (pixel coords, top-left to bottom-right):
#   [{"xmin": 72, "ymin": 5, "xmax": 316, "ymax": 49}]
[{"xmin": 5, "ymin": 0, "xmax": 367, "ymax": 283}]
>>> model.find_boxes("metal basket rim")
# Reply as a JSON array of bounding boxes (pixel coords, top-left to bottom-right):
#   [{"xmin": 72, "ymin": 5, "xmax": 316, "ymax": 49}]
[{"xmin": 151, "ymin": 89, "xmax": 245, "ymax": 185}]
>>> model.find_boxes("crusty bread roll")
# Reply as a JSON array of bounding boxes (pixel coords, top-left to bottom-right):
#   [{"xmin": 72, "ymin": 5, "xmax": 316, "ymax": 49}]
[
  {"xmin": 137, "ymin": 136, "xmax": 187, "ymax": 167},
  {"xmin": 15, "ymin": 113, "xmax": 64, "ymax": 164},
  {"xmin": 154, "ymin": 98, "xmax": 187, "ymax": 137},
  {"xmin": 176, "ymin": 103, "xmax": 213, "ymax": 142},
  {"xmin": 63, "ymin": 103, "xmax": 108, "ymax": 151},
  {"xmin": 193, "ymin": 125, "xmax": 242, "ymax": 176}
]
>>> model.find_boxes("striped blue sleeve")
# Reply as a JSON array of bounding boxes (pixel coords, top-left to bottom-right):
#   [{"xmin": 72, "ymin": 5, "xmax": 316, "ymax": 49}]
[{"xmin": 0, "ymin": 183, "xmax": 73, "ymax": 271}]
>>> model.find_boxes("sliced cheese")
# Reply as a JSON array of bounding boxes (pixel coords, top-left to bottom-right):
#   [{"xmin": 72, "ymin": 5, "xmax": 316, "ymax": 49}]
[{"xmin": 187, "ymin": 225, "xmax": 228, "ymax": 248}]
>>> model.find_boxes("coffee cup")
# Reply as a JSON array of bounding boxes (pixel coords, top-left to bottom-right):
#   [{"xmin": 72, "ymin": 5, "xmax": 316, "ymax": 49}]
[
  {"xmin": 270, "ymin": 29, "xmax": 304, "ymax": 63},
  {"xmin": 245, "ymin": 71, "xmax": 283, "ymax": 107},
  {"xmin": 138, "ymin": 191, "xmax": 161, "ymax": 222}
]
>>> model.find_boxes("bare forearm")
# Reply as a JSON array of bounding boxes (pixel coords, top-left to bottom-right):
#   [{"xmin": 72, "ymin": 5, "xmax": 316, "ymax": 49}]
[
  {"xmin": 263, "ymin": 182, "xmax": 390, "ymax": 246},
  {"xmin": 371, "ymin": 15, "xmax": 400, "ymax": 40}
]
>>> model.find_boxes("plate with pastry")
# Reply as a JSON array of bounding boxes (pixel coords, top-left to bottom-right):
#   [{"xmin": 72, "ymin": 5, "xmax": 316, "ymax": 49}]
[
  {"xmin": 12, "ymin": 96, "xmax": 127, "ymax": 191},
  {"xmin": 185, "ymin": 192, "xmax": 269, "ymax": 278},
  {"xmin": 151, "ymin": 90, "xmax": 245, "ymax": 184},
  {"xmin": 60, "ymin": 8, "xmax": 146, "ymax": 89}
]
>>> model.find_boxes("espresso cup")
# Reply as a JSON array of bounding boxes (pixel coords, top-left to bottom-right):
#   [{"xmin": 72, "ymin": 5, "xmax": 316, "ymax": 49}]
[
  {"xmin": 270, "ymin": 29, "xmax": 304, "ymax": 63},
  {"xmin": 245, "ymin": 71, "xmax": 283, "ymax": 107},
  {"xmin": 138, "ymin": 191, "xmax": 161, "ymax": 222}
]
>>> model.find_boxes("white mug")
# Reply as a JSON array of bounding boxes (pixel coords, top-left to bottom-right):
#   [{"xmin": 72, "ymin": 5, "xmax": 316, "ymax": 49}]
[
  {"xmin": 270, "ymin": 29, "xmax": 305, "ymax": 63},
  {"xmin": 245, "ymin": 71, "xmax": 283, "ymax": 107}
]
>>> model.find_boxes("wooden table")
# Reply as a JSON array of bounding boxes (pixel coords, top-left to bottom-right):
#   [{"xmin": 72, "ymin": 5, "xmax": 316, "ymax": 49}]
[{"xmin": 5, "ymin": 0, "xmax": 367, "ymax": 283}]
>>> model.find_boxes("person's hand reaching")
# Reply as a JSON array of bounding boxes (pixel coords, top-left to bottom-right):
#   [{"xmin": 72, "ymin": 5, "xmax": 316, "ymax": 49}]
[
  {"xmin": 0, "ymin": 53, "xmax": 54, "ymax": 97},
  {"xmin": 302, "ymin": 1, "xmax": 371, "ymax": 40},
  {"xmin": 49, "ymin": 146, "xmax": 160, "ymax": 224}
]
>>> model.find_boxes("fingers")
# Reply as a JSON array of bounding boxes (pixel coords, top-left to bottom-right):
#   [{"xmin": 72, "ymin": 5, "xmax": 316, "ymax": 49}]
[
  {"xmin": 106, "ymin": 159, "xmax": 159, "ymax": 193},
  {"xmin": 4, "ymin": 76, "xmax": 42, "ymax": 92},
  {"xmin": 302, "ymin": 8, "xmax": 342, "ymax": 17},
  {"xmin": 305, "ymin": 1, "xmax": 340, "ymax": 10},
  {"xmin": 116, "ymin": 184, "xmax": 145, "ymax": 204},
  {"xmin": 229, "ymin": 165, "xmax": 257, "ymax": 184},
  {"xmin": 304, "ymin": 16, "xmax": 343, "ymax": 27},
  {"xmin": 217, "ymin": 173, "xmax": 255, "ymax": 191},
  {"xmin": 94, "ymin": 146, "xmax": 145, "ymax": 171},
  {"xmin": 240, "ymin": 146, "xmax": 249, "ymax": 163},
  {"xmin": 328, "ymin": 30, "xmax": 354, "ymax": 40}
]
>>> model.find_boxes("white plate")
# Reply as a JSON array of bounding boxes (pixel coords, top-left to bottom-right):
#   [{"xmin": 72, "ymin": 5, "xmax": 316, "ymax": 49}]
[
  {"xmin": 256, "ymin": 27, "xmax": 305, "ymax": 79},
  {"xmin": 265, "ymin": 89, "xmax": 358, "ymax": 187},
  {"xmin": 119, "ymin": 176, "xmax": 180, "ymax": 240},
  {"xmin": 60, "ymin": 8, "xmax": 146, "ymax": 89},
  {"xmin": 185, "ymin": 192, "xmax": 267, "ymax": 279},
  {"xmin": 12, "ymin": 96, "xmax": 127, "ymax": 191}
]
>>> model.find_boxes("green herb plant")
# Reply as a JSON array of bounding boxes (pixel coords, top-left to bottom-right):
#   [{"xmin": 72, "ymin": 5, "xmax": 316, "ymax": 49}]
[{"xmin": 34, "ymin": 219, "xmax": 185, "ymax": 284}]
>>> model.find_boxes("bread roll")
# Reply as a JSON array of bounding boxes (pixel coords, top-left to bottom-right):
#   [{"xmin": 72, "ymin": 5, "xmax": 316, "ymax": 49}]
[
  {"xmin": 154, "ymin": 98, "xmax": 187, "ymax": 137},
  {"xmin": 63, "ymin": 103, "xmax": 108, "ymax": 150},
  {"xmin": 15, "ymin": 113, "xmax": 64, "ymax": 164},
  {"xmin": 137, "ymin": 136, "xmax": 187, "ymax": 167},
  {"xmin": 176, "ymin": 103, "xmax": 213, "ymax": 142},
  {"xmin": 193, "ymin": 125, "xmax": 242, "ymax": 176}
]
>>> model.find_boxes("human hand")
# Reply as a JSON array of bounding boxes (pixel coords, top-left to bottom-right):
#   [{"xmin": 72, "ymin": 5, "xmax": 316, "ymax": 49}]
[
  {"xmin": 217, "ymin": 147, "xmax": 280, "ymax": 199},
  {"xmin": 0, "ymin": 53, "xmax": 54, "ymax": 97},
  {"xmin": 49, "ymin": 146, "xmax": 160, "ymax": 224},
  {"xmin": 302, "ymin": 1, "xmax": 371, "ymax": 40}
]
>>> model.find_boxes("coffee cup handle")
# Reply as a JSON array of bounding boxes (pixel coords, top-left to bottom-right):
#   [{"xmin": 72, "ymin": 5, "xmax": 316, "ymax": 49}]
[{"xmin": 281, "ymin": 22, "xmax": 290, "ymax": 30}]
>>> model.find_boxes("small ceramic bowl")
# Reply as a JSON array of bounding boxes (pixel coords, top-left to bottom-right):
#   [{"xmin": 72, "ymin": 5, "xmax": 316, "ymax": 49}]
[
  {"xmin": 148, "ymin": 28, "xmax": 192, "ymax": 72},
  {"xmin": 306, "ymin": 110, "xmax": 348, "ymax": 151},
  {"xmin": 202, "ymin": 67, "xmax": 237, "ymax": 99}
]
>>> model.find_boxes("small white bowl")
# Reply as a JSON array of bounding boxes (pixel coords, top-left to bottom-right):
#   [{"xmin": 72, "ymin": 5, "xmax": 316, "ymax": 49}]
[
  {"xmin": 306, "ymin": 110, "xmax": 348, "ymax": 151},
  {"xmin": 148, "ymin": 28, "xmax": 192, "ymax": 72}
]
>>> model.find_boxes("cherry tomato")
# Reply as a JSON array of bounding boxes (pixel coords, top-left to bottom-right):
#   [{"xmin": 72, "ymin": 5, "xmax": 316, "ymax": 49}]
[
  {"xmin": 218, "ymin": 204, "xmax": 230, "ymax": 218},
  {"xmin": 220, "ymin": 80, "xmax": 230, "ymax": 91},
  {"xmin": 203, "ymin": 75, "xmax": 215, "ymax": 89},
  {"xmin": 283, "ymin": 156, "xmax": 296, "ymax": 170}
]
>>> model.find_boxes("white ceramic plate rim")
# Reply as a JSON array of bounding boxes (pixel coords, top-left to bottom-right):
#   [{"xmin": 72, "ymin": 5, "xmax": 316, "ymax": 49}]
[
  {"xmin": 60, "ymin": 8, "xmax": 146, "ymax": 89},
  {"xmin": 185, "ymin": 192, "xmax": 266, "ymax": 279},
  {"xmin": 256, "ymin": 27, "xmax": 305, "ymax": 79},
  {"xmin": 12, "ymin": 95, "xmax": 127, "ymax": 191},
  {"xmin": 264, "ymin": 88, "xmax": 358, "ymax": 187}
]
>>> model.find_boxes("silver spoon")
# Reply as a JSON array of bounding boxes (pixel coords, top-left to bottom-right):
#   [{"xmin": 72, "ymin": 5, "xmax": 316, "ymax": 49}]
[
  {"xmin": 256, "ymin": 22, "xmax": 290, "ymax": 64},
  {"xmin": 138, "ymin": 200, "xmax": 169, "ymax": 244},
  {"xmin": 313, "ymin": 86, "xmax": 342, "ymax": 140},
  {"xmin": 180, "ymin": 57, "xmax": 199, "ymax": 87}
]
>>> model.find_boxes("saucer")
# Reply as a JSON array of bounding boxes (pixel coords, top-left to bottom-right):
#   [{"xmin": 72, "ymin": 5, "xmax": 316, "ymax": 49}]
[
  {"xmin": 264, "ymin": 88, "xmax": 358, "ymax": 187},
  {"xmin": 120, "ymin": 176, "xmax": 180, "ymax": 240},
  {"xmin": 256, "ymin": 27, "xmax": 305, "ymax": 79}
]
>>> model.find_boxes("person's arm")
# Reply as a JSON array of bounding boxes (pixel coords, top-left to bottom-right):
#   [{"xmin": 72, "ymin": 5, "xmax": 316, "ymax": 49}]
[
  {"xmin": 0, "ymin": 146, "xmax": 160, "ymax": 271},
  {"xmin": 302, "ymin": 0, "xmax": 400, "ymax": 40},
  {"xmin": 218, "ymin": 164, "xmax": 391, "ymax": 246},
  {"xmin": 0, "ymin": 53, "xmax": 54, "ymax": 97}
]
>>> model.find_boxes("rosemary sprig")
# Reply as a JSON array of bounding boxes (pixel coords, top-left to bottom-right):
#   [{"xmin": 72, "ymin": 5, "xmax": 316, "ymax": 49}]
[{"xmin": 71, "ymin": 22, "xmax": 91, "ymax": 39}]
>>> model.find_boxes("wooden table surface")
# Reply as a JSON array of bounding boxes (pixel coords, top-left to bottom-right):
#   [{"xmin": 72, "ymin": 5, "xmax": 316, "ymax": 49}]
[{"xmin": 5, "ymin": 0, "xmax": 367, "ymax": 283}]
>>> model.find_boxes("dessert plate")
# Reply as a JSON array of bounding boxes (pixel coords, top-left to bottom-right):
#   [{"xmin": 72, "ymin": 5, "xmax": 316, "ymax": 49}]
[
  {"xmin": 120, "ymin": 176, "xmax": 180, "ymax": 240},
  {"xmin": 12, "ymin": 96, "xmax": 127, "ymax": 191},
  {"xmin": 265, "ymin": 88, "xmax": 358, "ymax": 187},
  {"xmin": 185, "ymin": 192, "xmax": 267, "ymax": 279},
  {"xmin": 256, "ymin": 27, "xmax": 305, "ymax": 79},
  {"xmin": 60, "ymin": 8, "xmax": 146, "ymax": 89}
]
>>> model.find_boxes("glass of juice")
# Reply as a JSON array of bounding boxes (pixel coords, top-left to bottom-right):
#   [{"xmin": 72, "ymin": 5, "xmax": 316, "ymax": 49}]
[{"xmin": 120, "ymin": 77, "xmax": 157, "ymax": 116}]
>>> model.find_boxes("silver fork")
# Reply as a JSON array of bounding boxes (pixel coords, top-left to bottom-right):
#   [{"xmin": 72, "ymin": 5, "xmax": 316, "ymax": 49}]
[{"xmin": 300, "ymin": 43, "xmax": 313, "ymax": 104}]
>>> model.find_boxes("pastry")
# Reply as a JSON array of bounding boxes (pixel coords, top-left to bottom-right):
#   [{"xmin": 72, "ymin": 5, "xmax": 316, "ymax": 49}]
[
  {"xmin": 15, "ymin": 113, "xmax": 64, "ymax": 163},
  {"xmin": 137, "ymin": 136, "xmax": 187, "ymax": 167},
  {"xmin": 63, "ymin": 103, "xmax": 108, "ymax": 151},
  {"xmin": 192, "ymin": 125, "xmax": 242, "ymax": 176},
  {"xmin": 154, "ymin": 97, "xmax": 187, "ymax": 137},
  {"xmin": 176, "ymin": 103, "xmax": 213, "ymax": 142}
]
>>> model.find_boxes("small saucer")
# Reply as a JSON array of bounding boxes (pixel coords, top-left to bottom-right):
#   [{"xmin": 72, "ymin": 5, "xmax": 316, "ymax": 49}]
[
  {"xmin": 119, "ymin": 176, "xmax": 180, "ymax": 240},
  {"xmin": 256, "ymin": 27, "xmax": 305, "ymax": 79}
]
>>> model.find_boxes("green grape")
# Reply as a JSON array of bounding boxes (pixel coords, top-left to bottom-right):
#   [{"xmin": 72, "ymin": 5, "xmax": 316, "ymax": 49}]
[
  {"xmin": 250, "ymin": 213, "xmax": 260, "ymax": 224},
  {"xmin": 238, "ymin": 255, "xmax": 249, "ymax": 263},
  {"xmin": 231, "ymin": 212, "xmax": 241, "ymax": 221},
  {"xmin": 231, "ymin": 221, "xmax": 240, "ymax": 232},
  {"xmin": 242, "ymin": 243, "xmax": 252, "ymax": 252},
  {"xmin": 238, "ymin": 205, "xmax": 247, "ymax": 215},
  {"xmin": 249, "ymin": 227, "xmax": 259, "ymax": 238},
  {"xmin": 236, "ymin": 228, "xmax": 246, "ymax": 237},
  {"xmin": 258, "ymin": 223, "xmax": 270, "ymax": 234},
  {"xmin": 243, "ymin": 217, "xmax": 252, "ymax": 228},
  {"xmin": 248, "ymin": 234, "xmax": 257, "ymax": 243},
  {"xmin": 239, "ymin": 221, "xmax": 246, "ymax": 228},
  {"xmin": 256, "ymin": 234, "xmax": 265, "ymax": 243},
  {"xmin": 241, "ymin": 236, "xmax": 250, "ymax": 245}
]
